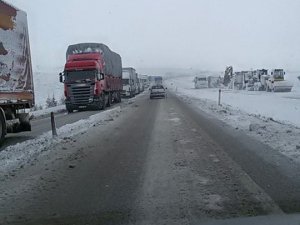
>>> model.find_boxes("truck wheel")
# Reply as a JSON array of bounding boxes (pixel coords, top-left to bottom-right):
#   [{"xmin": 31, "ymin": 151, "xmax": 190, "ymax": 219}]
[
  {"xmin": 100, "ymin": 94, "xmax": 106, "ymax": 110},
  {"xmin": 116, "ymin": 92, "xmax": 121, "ymax": 103},
  {"xmin": 0, "ymin": 110, "xmax": 6, "ymax": 145},
  {"xmin": 66, "ymin": 105, "xmax": 73, "ymax": 113},
  {"xmin": 18, "ymin": 113, "xmax": 31, "ymax": 131},
  {"xmin": 119, "ymin": 93, "xmax": 122, "ymax": 102},
  {"xmin": 106, "ymin": 93, "xmax": 112, "ymax": 107}
]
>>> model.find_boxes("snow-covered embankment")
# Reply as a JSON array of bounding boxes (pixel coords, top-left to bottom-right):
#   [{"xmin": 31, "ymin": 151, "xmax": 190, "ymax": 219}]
[
  {"xmin": 166, "ymin": 75, "xmax": 300, "ymax": 162},
  {"xmin": 0, "ymin": 107, "xmax": 121, "ymax": 175}
]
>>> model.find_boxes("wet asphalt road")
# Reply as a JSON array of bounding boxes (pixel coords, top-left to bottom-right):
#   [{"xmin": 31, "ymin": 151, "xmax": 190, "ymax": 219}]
[{"xmin": 1, "ymin": 92, "xmax": 300, "ymax": 224}]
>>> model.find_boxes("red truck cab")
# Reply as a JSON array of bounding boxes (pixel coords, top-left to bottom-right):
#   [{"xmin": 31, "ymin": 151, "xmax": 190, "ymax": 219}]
[{"xmin": 60, "ymin": 43, "xmax": 122, "ymax": 113}]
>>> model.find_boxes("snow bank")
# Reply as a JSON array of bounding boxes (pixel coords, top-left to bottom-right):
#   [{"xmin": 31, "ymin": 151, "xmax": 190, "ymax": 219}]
[
  {"xmin": 167, "ymin": 75, "xmax": 300, "ymax": 162},
  {"xmin": 30, "ymin": 104, "xmax": 66, "ymax": 118},
  {"xmin": 0, "ymin": 107, "xmax": 121, "ymax": 174},
  {"xmin": 167, "ymin": 73, "xmax": 300, "ymax": 127}
]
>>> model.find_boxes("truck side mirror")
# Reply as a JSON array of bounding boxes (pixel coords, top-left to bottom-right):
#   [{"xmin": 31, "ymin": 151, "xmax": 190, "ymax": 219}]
[{"xmin": 59, "ymin": 72, "xmax": 63, "ymax": 83}]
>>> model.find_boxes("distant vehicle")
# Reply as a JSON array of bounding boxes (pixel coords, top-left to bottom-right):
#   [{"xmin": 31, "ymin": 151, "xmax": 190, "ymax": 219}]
[
  {"xmin": 207, "ymin": 76, "xmax": 221, "ymax": 88},
  {"xmin": 232, "ymin": 69, "xmax": 293, "ymax": 92},
  {"xmin": 59, "ymin": 43, "xmax": 122, "ymax": 113},
  {"xmin": 138, "ymin": 74, "xmax": 149, "ymax": 90},
  {"xmin": 138, "ymin": 78, "xmax": 144, "ymax": 92},
  {"xmin": 149, "ymin": 76, "xmax": 163, "ymax": 85},
  {"xmin": 122, "ymin": 67, "xmax": 136, "ymax": 97},
  {"xmin": 0, "ymin": 1, "xmax": 34, "ymax": 143},
  {"xmin": 266, "ymin": 69, "xmax": 293, "ymax": 92},
  {"xmin": 154, "ymin": 76, "xmax": 163, "ymax": 85},
  {"xmin": 253, "ymin": 69, "xmax": 268, "ymax": 91},
  {"xmin": 194, "ymin": 76, "xmax": 208, "ymax": 89},
  {"xmin": 150, "ymin": 85, "xmax": 166, "ymax": 99},
  {"xmin": 134, "ymin": 72, "xmax": 140, "ymax": 95}
]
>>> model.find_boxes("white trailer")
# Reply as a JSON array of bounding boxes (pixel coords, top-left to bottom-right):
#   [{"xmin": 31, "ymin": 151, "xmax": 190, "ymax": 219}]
[
  {"xmin": 0, "ymin": 0, "xmax": 34, "ymax": 144},
  {"xmin": 122, "ymin": 67, "xmax": 136, "ymax": 98},
  {"xmin": 194, "ymin": 76, "xmax": 208, "ymax": 89}
]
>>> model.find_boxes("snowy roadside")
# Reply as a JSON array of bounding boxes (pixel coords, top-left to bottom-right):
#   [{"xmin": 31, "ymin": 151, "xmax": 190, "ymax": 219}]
[
  {"xmin": 0, "ymin": 107, "xmax": 121, "ymax": 176},
  {"xmin": 30, "ymin": 104, "xmax": 66, "ymax": 118},
  {"xmin": 166, "ymin": 79, "xmax": 300, "ymax": 163}
]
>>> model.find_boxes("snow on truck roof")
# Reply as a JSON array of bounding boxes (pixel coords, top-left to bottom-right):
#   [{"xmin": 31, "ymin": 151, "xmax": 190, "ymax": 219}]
[
  {"xmin": 0, "ymin": 0, "xmax": 22, "ymax": 12},
  {"xmin": 66, "ymin": 43, "xmax": 122, "ymax": 77}
]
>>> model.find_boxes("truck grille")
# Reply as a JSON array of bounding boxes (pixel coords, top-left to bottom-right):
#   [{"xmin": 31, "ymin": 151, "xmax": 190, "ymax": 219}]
[{"xmin": 69, "ymin": 84, "xmax": 93, "ymax": 105}]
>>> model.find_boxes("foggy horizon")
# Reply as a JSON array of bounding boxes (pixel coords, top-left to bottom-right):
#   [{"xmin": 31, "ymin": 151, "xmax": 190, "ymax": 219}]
[{"xmin": 7, "ymin": 0, "xmax": 300, "ymax": 72}]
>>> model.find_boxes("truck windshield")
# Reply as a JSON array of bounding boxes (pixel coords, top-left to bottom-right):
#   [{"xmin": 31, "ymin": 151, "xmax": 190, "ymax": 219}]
[
  {"xmin": 122, "ymin": 79, "xmax": 129, "ymax": 85},
  {"xmin": 65, "ymin": 70, "xmax": 96, "ymax": 82}
]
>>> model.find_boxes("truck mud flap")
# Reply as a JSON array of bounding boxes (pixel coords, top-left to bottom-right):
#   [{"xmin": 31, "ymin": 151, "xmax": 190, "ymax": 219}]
[{"xmin": 17, "ymin": 113, "xmax": 31, "ymax": 131}]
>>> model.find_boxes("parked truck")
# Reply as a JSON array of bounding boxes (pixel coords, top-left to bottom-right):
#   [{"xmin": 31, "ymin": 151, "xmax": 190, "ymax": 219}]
[
  {"xmin": 253, "ymin": 69, "xmax": 268, "ymax": 91},
  {"xmin": 134, "ymin": 72, "xmax": 140, "ymax": 95},
  {"xmin": 154, "ymin": 76, "xmax": 163, "ymax": 85},
  {"xmin": 122, "ymin": 67, "xmax": 136, "ymax": 97},
  {"xmin": 59, "ymin": 43, "xmax": 122, "ymax": 112},
  {"xmin": 265, "ymin": 69, "xmax": 293, "ymax": 92},
  {"xmin": 0, "ymin": 0, "xmax": 34, "ymax": 144},
  {"xmin": 194, "ymin": 76, "xmax": 208, "ymax": 89},
  {"xmin": 138, "ymin": 74, "xmax": 148, "ymax": 92}
]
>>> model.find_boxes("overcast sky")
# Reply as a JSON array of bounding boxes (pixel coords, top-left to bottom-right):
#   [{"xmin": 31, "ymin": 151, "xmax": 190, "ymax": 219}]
[{"xmin": 7, "ymin": 0, "xmax": 300, "ymax": 71}]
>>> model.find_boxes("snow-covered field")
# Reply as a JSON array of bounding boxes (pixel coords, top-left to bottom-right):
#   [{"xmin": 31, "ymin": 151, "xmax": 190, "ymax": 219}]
[
  {"xmin": 33, "ymin": 66, "xmax": 64, "ymax": 107},
  {"xmin": 166, "ymin": 72, "xmax": 300, "ymax": 162},
  {"xmin": 30, "ymin": 104, "xmax": 66, "ymax": 118}
]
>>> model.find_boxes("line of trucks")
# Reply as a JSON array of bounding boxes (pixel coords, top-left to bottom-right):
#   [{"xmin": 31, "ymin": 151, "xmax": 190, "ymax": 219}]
[
  {"xmin": 224, "ymin": 66, "xmax": 293, "ymax": 92},
  {"xmin": 0, "ymin": 1, "xmax": 154, "ymax": 144},
  {"xmin": 59, "ymin": 48, "xmax": 150, "ymax": 113},
  {"xmin": 194, "ymin": 67, "xmax": 293, "ymax": 92}
]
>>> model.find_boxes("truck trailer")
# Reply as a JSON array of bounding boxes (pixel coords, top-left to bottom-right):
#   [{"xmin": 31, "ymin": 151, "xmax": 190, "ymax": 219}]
[
  {"xmin": 194, "ymin": 76, "xmax": 208, "ymax": 89},
  {"xmin": 122, "ymin": 67, "xmax": 136, "ymax": 97},
  {"xmin": 59, "ymin": 43, "xmax": 122, "ymax": 112},
  {"xmin": 0, "ymin": 0, "xmax": 34, "ymax": 144}
]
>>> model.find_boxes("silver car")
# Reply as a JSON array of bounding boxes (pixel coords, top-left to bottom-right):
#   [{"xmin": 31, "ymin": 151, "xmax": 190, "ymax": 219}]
[{"xmin": 150, "ymin": 85, "xmax": 166, "ymax": 99}]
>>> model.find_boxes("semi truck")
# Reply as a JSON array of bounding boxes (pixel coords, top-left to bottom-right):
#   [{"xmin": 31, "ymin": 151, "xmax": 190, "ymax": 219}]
[
  {"xmin": 253, "ymin": 69, "xmax": 268, "ymax": 91},
  {"xmin": 122, "ymin": 67, "xmax": 136, "ymax": 97},
  {"xmin": 148, "ymin": 76, "xmax": 163, "ymax": 86},
  {"xmin": 154, "ymin": 76, "xmax": 163, "ymax": 85},
  {"xmin": 194, "ymin": 76, "xmax": 208, "ymax": 89},
  {"xmin": 134, "ymin": 72, "xmax": 140, "ymax": 95},
  {"xmin": 0, "ymin": 1, "xmax": 34, "ymax": 144},
  {"xmin": 138, "ymin": 74, "xmax": 148, "ymax": 92},
  {"xmin": 229, "ymin": 68, "xmax": 293, "ymax": 92},
  {"xmin": 59, "ymin": 43, "xmax": 122, "ymax": 112}
]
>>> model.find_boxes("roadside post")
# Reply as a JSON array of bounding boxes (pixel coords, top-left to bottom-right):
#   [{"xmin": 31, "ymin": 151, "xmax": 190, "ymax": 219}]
[
  {"xmin": 51, "ymin": 112, "xmax": 57, "ymax": 137},
  {"xmin": 218, "ymin": 89, "xmax": 221, "ymax": 106}
]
